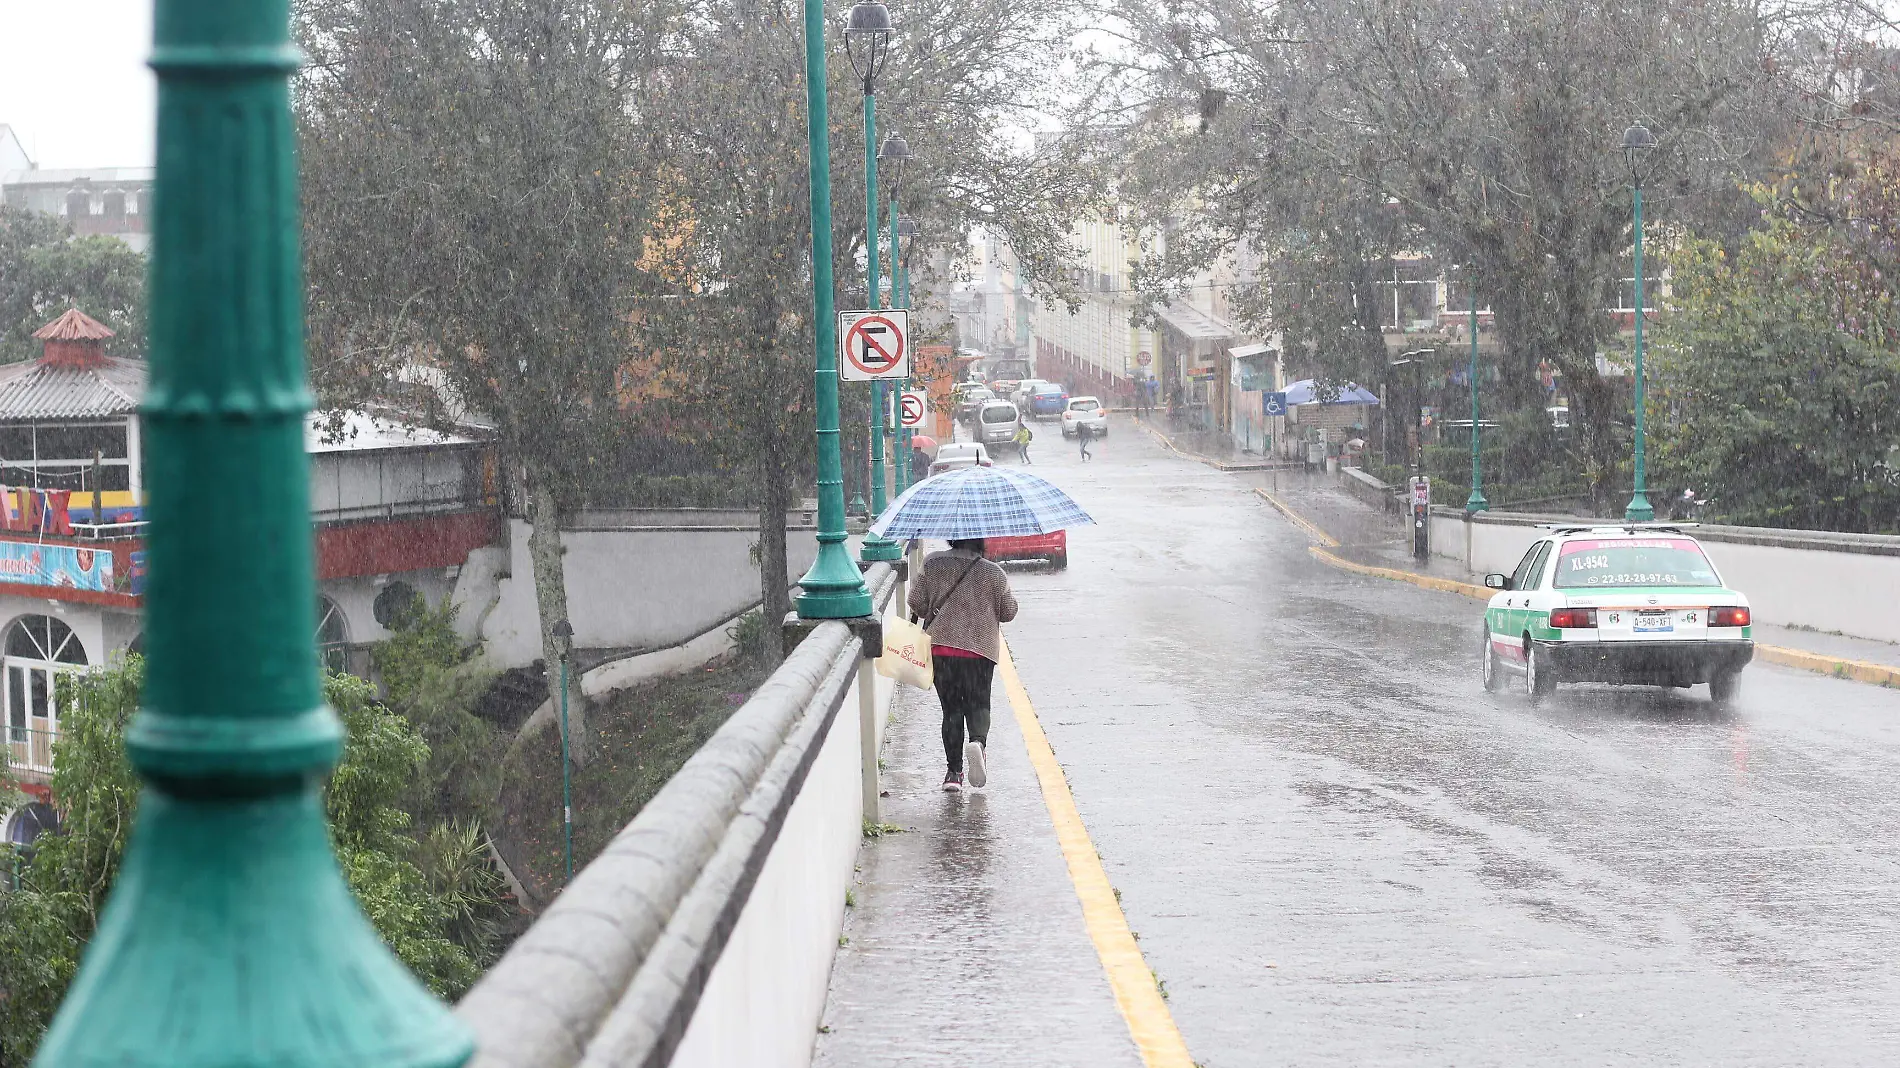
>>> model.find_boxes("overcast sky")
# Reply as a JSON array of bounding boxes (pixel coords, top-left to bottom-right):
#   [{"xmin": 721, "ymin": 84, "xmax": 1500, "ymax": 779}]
[{"xmin": 0, "ymin": 0, "xmax": 155, "ymax": 169}]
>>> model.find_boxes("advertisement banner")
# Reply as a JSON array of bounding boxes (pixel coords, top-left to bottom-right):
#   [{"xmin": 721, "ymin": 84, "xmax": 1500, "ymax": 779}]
[{"xmin": 0, "ymin": 542, "xmax": 114, "ymax": 592}]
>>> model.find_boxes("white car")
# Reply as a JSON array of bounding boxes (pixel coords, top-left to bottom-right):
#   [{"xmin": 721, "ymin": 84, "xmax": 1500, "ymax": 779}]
[
  {"xmin": 1060, "ymin": 396, "xmax": 1108, "ymax": 438},
  {"xmin": 927, "ymin": 442, "xmax": 992, "ymax": 476},
  {"xmin": 1009, "ymin": 378, "xmax": 1049, "ymax": 411},
  {"xmin": 1481, "ymin": 525, "xmax": 1754, "ymax": 704}
]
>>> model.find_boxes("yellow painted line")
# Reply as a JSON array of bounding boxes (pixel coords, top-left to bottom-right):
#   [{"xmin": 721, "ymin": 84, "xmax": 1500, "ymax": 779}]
[
  {"xmin": 1755, "ymin": 644, "xmax": 1900, "ymax": 687},
  {"xmin": 1255, "ymin": 487, "xmax": 1340, "ymax": 547},
  {"xmin": 1307, "ymin": 544, "xmax": 1488, "ymax": 599},
  {"xmin": 997, "ymin": 641, "xmax": 1196, "ymax": 1068}
]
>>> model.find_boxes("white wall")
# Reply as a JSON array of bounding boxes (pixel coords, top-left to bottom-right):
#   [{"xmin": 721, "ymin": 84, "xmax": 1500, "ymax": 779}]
[
  {"xmin": 1429, "ymin": 511, "xmax": 1900, "ymax": 644},
  {"xmin": 669, "ymin": 604, "xmax": 899, "ymax": 1068},
  {"xmin": 462, "ymin": 520, "xmax": 820, "ymax": 670}
]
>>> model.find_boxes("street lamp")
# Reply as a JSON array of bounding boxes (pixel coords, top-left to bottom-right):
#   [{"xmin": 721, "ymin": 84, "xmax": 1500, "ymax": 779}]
[
  {"xmin": 848, "ymin": 3, "xmax": 903, "ymax": 564},
  {"xmin": 35, "ymin": 0, "xmax": 473, "ymax": 1062},
  {"xmin": 552, "ymin": 618, "xmax": 575, "ymax": 882},
  {"xmin": 797, "ymin": 0, "xmax": 875, "ymax": 619},
  {"xmin": 1622, "ymin": 122, "xmax": 1658, "ymax": 522},
  {"xmin": 895, "ymin": 211, "xmax": 921, "ymax": 491},
  {"xmin": 881, "ymin": 132, "xmax": 914, "ymax": 492},
  {"xmin": 1389, "ymin": 347, "xmax": 1435, "ymax": 475},
  {"xmin": 1462, "ymin": 271, "xmax": 1488, "ymax": 513}
]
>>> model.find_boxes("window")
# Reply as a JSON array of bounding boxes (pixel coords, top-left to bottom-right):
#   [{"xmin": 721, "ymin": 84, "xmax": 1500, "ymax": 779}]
[
  {"xmin": 1525, "ymin": 543, "xmax": 1555, "ymax": 590},
  {"xmin": 1508, "ymin": 543, "xmax": 1545, "ymax": 591},
  {"xmin": 4, "ymin": 615, "xmax": 88, "ymax": 753},
  {"xmin": 316, "ymin": 598, "xmax": 349, "ymax": 674},
  {"xmin": 7, "ymin": 615, "xmax": 88, "ymax": 664},
  {"xmin": 0, "ymin": 422, "xmax": 134, "ymax": 491},
  {"xmin": 1553, "ymin": 539, "xmax": 1721, "ymax": 589}
]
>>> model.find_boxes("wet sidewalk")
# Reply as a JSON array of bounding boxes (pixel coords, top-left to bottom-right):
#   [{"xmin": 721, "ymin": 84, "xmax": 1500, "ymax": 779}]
[{"xmin": 811, "ymin": 667, "xmax": 1143, "ymax": 1068}]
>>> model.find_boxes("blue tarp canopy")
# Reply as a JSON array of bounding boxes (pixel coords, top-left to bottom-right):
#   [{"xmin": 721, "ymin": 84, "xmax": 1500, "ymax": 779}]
[{"xmin": 1282, "ymin": 379, "xmax": 1380, "ymax": 406}]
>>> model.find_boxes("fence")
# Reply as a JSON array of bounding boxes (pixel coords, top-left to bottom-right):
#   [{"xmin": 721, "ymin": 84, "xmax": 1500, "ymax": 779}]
[{"xmin": 4, "ymin": 726, "xmax": 54, "ymax": 777}]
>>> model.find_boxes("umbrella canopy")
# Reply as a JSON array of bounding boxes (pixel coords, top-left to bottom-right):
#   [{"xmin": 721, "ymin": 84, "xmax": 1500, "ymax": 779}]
[
  {"xmin": 908, "ymin": 434, "xmax": 938, "ymax": 454},
  {"xmin": 1282, "ymin": 379, "xmax": 1380, "ymax": 406},
  {"xmin": 869, "ymin": 464, "xmax": 1094, "ymax": 539}
]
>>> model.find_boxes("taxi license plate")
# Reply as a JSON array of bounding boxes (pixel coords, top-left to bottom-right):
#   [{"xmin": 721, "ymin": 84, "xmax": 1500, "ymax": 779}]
[{"xmin": 1634, "ymin": 610, "xmax": 1673, "ymax": 634}]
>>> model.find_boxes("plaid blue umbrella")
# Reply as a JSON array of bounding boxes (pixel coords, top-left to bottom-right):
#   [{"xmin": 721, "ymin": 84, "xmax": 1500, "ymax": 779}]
[{"xmin": 868, "ymin": 464, "xmax": 1095, "ymax": 539}]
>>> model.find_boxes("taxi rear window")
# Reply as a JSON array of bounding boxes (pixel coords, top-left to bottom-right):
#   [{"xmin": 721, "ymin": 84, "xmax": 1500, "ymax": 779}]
[{"xmin": 1553, "ymin": 538, "xmax": 1720, "ymax": 588}]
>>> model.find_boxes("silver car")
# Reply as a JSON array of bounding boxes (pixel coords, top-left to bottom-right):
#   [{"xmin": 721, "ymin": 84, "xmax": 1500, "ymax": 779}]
[{"xmin": 975, "ymin": 399, "xmax": 1023, "ymax": 448}]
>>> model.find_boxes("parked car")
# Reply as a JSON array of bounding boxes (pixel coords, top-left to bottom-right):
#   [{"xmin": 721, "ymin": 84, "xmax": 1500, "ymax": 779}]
[
  {"xmin": 1026, "ymin": 383, "xmax": 1070, "ymax": 420},
  {"xmin": 927, "ymin": 441, "xmax": 992, "ymax": 476},
  {"xmin": 955, "ymin": 384, "xmax": 995, "ymax": 424},
  {"xmin": 988, "ymin": 529, "xmax": 1067, "ymax": 570},
  {"xmin": 1060, "ymin": 396, "xmax": 1108, "ymax": 438},
  {"xmin": 1480, "ymin": 524, "xmax": 1753, "ymax": 704},
  {"xmin": 1008, "ymin": 378, "xmax": 1049, "ymax": 411},
  {"xmin": 974, "ymin": 399, "xmax": 1024, "ymax": 450}
]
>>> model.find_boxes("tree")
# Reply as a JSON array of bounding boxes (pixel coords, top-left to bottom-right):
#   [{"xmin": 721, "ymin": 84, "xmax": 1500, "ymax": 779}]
[
  {"xmin": 296, "ymin": 0, "xmax": 670, "ymax": 761},
  {"xmin": 1654, "ymin": 179, "xmax": 1900, "ymax": 532},
  {"xmin": 0, "ymin": 661, "xmax": 509, "ymax": 1061},
  {"xmin": 629, "ymin": 0, "xmax": 1098, "ymax": 666},
  {"xmin": 0, "ymin": 206, "xmax": 147, "ymax": 362},
  {"xmin": 1093, "ymin": 0, "xmax": 1786, "ymax": 506}
]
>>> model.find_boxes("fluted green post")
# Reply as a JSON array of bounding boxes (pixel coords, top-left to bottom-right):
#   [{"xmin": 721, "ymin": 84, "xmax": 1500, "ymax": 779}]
[
  {"xmin": 1624, "ymin": 182, "xmax": 1655, "ymax": 522},
  {"xmin": 893, "ymin": 201, "xmax": 911, "ymax": 492},
  {"xmin": 34, "ymin": 2, "xmax": 474, "ymax": 1066},
  {"xmin": 799, "ymin": 0, "xmax": 874, "ymax": 617},
  {"xmin": 859, "ymin": 92, "xmax": 900, "ymax": 562},
  {"xmin": 1465, "ymin": 281, "xmax": 1488, "ymax": 514}
]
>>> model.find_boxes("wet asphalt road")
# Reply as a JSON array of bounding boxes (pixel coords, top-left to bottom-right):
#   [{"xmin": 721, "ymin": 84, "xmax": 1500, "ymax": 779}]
[{"xmin": 984, "ymin": 416, "xmax": 1900, "ymax": 1065}]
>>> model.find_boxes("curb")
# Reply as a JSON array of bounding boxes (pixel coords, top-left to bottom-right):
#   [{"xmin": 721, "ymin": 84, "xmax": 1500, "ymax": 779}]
[
  {"xmin": 1753, "ymin": 645, "xmax": 1900, "ymax": 688},
  {"xmin": 1257, "ymin": 483, "xmax": 1900, "ymax": 690}
]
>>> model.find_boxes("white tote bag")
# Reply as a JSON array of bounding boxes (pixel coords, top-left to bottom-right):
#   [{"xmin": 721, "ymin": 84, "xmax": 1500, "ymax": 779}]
[
  {"xmin": 877, "ymin": 558, "xmax": 981, "ymax": 689},
  {"xmin": 877, "ymin": 613, "xmax": 934, "ymax": 689}
]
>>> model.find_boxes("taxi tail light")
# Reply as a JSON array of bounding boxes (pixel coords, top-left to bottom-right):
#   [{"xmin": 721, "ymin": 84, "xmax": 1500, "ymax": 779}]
[
  {"xmin": 1548, "ymin": 608, "xmax": 1597, "ymax": 629},
  {"xmin": 1711, "ymin": 606, "xmax": 1750, "ymax": 627}
]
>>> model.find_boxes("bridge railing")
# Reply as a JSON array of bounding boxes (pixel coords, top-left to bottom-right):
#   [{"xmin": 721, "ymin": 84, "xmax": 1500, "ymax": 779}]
[{"xmin": 459, "ymin": 562, "xmax": 899, "ymax": 1068}]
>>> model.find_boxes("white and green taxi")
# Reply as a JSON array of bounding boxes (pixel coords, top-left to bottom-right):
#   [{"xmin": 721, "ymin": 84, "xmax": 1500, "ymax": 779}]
[{"xmin": 1481, "ymin": 525, "xmax": 1754, "ymax": 703}]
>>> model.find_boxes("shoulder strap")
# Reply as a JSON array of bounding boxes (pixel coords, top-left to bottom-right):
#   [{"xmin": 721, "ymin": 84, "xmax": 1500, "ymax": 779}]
[{"xmin": 920, "ymin": 557, "xmax": 983, "ymax": 630}]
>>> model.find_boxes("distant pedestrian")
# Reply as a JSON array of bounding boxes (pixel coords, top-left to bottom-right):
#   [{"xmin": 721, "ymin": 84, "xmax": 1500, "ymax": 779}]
[
  {"xmin": 1077, "ymin": 420, "xmax": 1094, "ymax": 461},
  {"xmin": 1013, "ymin": 423, "xmax": 1034, "ymax": 464},
  {"xmin": 909, "ymin": 538, "xmax": 1018, "ymax": 791}
]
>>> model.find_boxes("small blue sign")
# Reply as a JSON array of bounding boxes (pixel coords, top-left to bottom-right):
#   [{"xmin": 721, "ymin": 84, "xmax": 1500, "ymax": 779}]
[{"xmin": 1264, "ymin": 391, "xmax": 1289, "ymax": 417}]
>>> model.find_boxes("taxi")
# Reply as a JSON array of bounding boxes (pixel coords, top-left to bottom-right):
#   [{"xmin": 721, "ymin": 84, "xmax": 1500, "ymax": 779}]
[{"xmin": 1481, "ymin": 525, "xmax": 1753, "ymax": 704}]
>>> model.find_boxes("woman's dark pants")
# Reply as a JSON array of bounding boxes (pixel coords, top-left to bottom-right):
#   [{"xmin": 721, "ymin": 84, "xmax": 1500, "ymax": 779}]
[{"xmin": 934, "ymin": 655, "xmax": 995, "ymax": 773}]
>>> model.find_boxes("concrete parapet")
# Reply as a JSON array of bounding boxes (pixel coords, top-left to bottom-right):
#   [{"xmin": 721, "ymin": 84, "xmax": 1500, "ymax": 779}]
[{"xmin": 460, "ymin": 565, "xmax": 900, "ymax": 1068}]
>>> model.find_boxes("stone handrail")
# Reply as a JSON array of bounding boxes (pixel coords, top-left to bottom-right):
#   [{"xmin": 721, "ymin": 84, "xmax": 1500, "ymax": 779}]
[{"xmin": 458, "ymin": 562, "xmax": 897, "ymax": 1068}]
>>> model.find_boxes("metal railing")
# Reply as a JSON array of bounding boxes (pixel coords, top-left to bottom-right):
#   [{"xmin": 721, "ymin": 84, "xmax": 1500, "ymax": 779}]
[{"xmin": 4, "ymin": 726, "xmax": 56, "ymax": 777}]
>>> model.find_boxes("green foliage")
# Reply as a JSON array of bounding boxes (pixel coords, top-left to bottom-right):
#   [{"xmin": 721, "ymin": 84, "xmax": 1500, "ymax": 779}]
[
  {"xmin": 369, "ymin": 602, "xmax": 503, "ymax": 834},
  {"xmin": 1654, "ymin": 206, "xmax": 1900, "ymax": 532},
  {"xmin": 0, "ymin": 658, "xmax": 508, "ymax": 1058},
  {"xmin": 0, "ymin": 206, "xmax": 148, "ymax": 362}
]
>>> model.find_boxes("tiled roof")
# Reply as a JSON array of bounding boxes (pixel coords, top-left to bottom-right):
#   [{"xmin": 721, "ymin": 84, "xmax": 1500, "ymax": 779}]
[
  {"xmin": 32, "ymin": 309, "xmax": 115, "ymax": 342},
  {"xmin": 0, "ymin": 357, "xmax": 146, "ymax": 420}
]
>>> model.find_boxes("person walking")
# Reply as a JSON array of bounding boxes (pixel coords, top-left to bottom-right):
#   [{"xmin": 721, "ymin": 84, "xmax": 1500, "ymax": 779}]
[
  {"xmin": 908, "ymin": 537, "xmax": 1018, "ymax": 791},
  {"xmin": 1013, "ymin": 423, "xmax": 1034, "ymax": 464},
  {"xmin": 1077, "ymin": 420, "xmax": 1094, "ymax": 462}
]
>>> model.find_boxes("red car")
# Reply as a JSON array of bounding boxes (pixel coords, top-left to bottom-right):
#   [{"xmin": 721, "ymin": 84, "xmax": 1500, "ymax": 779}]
[{"xmin": 987, "ymin": 529, "xmax": 1067, "ymax": 570}]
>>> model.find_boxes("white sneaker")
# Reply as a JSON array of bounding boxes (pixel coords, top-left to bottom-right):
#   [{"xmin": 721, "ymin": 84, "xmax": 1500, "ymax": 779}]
[{"xmin": 964, "ymin": 741, "xmax": 987, "ymax": 788}]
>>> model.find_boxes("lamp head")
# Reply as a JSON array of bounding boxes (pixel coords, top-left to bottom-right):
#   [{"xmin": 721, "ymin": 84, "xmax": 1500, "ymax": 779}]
[
  {"xmin": 1620, "ymin": 123, "xmax": 1657, "ymax": 186},
  {"xmin": 844, "ymin": 3, "xmax": 895, "ymax": 88},
  {"xmin": 878, "ymin": 130, "xmax": 913, "ymax": 193}
]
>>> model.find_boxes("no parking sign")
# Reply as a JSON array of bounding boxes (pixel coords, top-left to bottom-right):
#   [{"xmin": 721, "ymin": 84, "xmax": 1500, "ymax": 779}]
[
  {"xmin": 898, "ymin": 390, "xmax": 929, "ymax": 429},
  {"xmin": 838, "ymin": 309, "xmax": 909, "ymax": 381}
]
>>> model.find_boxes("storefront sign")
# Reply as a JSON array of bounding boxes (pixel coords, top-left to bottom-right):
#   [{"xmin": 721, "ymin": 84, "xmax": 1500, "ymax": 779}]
[{"xmin": 0, "ymin": 541, "xmax": 114, "ymax": 592}]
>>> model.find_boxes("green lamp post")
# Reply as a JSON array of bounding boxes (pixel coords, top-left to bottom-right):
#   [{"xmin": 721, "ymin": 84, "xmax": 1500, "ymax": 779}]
[
  {"xmin": 33, "ymin": 1, "xmax": 474, "ymax": 1064},
  {"xmin": 1464, "ymin": 276, "xmax": 1489, "ymax": 513},
  {"xmin": 1622, "ymin": 122, "xmax": 1658, "ymax": 523},
  {"xmin": 798, "ymin": 0, "xmax": 875, "ymax": 618},
  {"xmin": 847, "ymin": 2, "xmax": 902, "ymax": 563},
  {"xmin": 895, "ymin": 210, "xmax": 921, "ymax": 491},
  {"xmin": 553, "ymin": 618, "xmax": 575, "ymax": 882}
]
